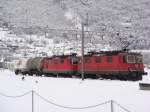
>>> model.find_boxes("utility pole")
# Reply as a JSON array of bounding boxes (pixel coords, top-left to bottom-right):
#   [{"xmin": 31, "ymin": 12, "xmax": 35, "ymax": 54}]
[
  {"xmin": 60, "ymin": 0, "xmax": 64, "ymax": 9},
  {"xmin": 86, "ymin": 12, "xmax": 89, "ymax": 31},
  {"xmin": 32, "ymin": 90, "xmax": 34, "ymax": 112},
  {"xmin": 111, "ymin": 100, "xmax": 114, "ymax": 112},
  {"xmin": 8, "ymin": 13, "xmax": 11, "ymax": 24},
  {"xmin": 25, "ymin": 9, "xmax": 28, "ymax": 28},
  {"xmin": 44, "ymin": 25, "xmax": 48, "ymax": 38},
  {"xmin": 81, "ymin": 23, "xmax": 85, "ymax": 81}
]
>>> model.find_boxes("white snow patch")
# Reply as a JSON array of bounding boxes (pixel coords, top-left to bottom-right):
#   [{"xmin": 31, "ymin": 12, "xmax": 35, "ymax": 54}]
[{"xmin": 0, "ymin": 69, "xmax": 149, "ymax": 112}]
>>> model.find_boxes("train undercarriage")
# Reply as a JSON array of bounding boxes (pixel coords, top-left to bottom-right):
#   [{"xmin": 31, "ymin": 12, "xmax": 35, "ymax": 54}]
[{"xmin": 15, "ymin": 69, "xmax": 145, "ymax": 81}]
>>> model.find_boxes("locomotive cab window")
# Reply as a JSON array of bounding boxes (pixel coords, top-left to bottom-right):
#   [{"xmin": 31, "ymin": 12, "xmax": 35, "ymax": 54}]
[
  {"xmin": 107, "ymin": 56, "xmax": 112, "ymax": 63},
  {"xmin": 136, "ymin": 55, "xmax": 143, "ymax": 63},
  {"xmin": 123, "ymin": 55, "xmax": 127, "ymax": 63}
]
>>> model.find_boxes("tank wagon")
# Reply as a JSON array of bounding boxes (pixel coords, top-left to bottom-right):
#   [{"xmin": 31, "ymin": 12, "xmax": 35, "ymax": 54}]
[
  {"xmin": 26, "ymin": 57, "xmax": 43, "ymax": 76},
  {"xmin": 14, "ymin": 59, "xmax": 28, "ymax": 75},
  {"xmin": 14, "ymin": 51, "xmax": 147, "ymax": 81}
]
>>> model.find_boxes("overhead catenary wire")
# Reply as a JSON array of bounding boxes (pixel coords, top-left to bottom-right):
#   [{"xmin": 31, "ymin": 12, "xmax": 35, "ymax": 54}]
[
  {"xmin": 34, "ymin": 91, "xmax": 110, "ymax": 110},
  {"xmin": 0, "ymin": 90, "xmax": 32, "ymax": 98},
  {"xmin": 3, "ymin": 25, "xmax": 102, "ymax": 35}
]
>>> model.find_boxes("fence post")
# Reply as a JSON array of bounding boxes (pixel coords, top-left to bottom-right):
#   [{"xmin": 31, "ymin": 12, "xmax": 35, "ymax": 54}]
[
  {"xmin": 111, "ymin": 100, "xmax": 114, "ymax": 112},
  {"xmin": 32, "ymin": 90, "xmax": 34, "ymax": 112}
]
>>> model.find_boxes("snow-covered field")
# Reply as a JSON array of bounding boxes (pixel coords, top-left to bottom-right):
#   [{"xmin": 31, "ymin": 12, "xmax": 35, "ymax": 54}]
[{"xmin": 0, "ymin": 69, "xmax": 149, "ymax": 112}]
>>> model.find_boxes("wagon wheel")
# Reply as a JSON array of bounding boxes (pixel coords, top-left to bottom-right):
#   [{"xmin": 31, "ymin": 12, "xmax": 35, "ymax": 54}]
[
  {"xmin": 136, "ymin": 72, "xmax": 142, "ymax": 80},
  {"xmin": 28, "ymin": 72, "xmax": 33, "ymax": 76},
  {"xmin": 138, "ymin": 75, "xmax": 142, "ymax": 80},
  {"xmin": 22, "ymin": 72, "xmax": 26, "ymax": 76},
  {"xmin": 36, "ymin": 72, "xmax": 42, "ymax": 76},
  {"xmin": 130, "ymin": 73, "xmax": 138, "ymax": 81},
  {"xmin": 15, "ymin": 70, "xmax": 19, "ymax": 75}
]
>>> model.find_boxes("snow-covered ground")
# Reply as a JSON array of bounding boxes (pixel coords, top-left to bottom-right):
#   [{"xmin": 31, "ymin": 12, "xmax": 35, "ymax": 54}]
[{"xmin": 0, "ymin": 68, "xmax": 149, "ymax": 112}]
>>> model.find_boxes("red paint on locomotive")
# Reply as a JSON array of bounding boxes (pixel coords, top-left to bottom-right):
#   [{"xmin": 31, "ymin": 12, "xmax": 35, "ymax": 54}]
[
  {"xmin": 42, "ymin": 55, "xmax": 78, "ymax": 76},
  {"xmin": 77, "ymin": 51, "xmax": 145, "ymax": 80}
]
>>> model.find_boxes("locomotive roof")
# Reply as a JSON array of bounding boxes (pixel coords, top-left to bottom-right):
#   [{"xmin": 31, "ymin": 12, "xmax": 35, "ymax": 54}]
[
  {"xmin": 46, "ymin": 53, "xmax": 77, "ymax": 59},
  {"xmin": 86, "ymin": 50, "xmax": 142, "ymax": 56}
]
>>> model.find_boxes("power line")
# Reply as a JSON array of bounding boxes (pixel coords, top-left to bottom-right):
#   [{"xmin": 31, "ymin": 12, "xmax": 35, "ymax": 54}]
[{"xmin": 34, "ymin": 91, "xmax": 110, "ymax": 110}]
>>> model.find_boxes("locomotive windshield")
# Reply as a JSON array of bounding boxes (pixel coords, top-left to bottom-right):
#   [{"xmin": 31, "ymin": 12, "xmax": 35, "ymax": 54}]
[
  {"xmin": 126, "ymin": 54, "xmax": 143, "ymax": 64},
  {"xmin": 136, "ymin": 55, "xmax": 143, "ymax": 63}
]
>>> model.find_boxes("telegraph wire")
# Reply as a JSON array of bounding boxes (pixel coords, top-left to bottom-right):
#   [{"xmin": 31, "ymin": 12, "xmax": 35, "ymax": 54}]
[
  {"xmin": 0, "ymin": 90, "xmax": 32, "ymax": 98},
  {"xmin": 34, "ymin": 91, "xmax": 110, "ymax": 110},
  {"xmin": 2, "ymin": 24, "xmax": 101, "ymax": 35}
]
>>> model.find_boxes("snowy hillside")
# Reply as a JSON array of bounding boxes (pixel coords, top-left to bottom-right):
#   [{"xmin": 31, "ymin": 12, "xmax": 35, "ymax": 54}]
[
  {"xmin": 0, "ymin": 0, "xmax": 150, "ymax": 50},
  {"xmin": 0, "ymin": 68, "xmax": 149, "ymax": 112},
  {"xmin": 0, "ymin": 27, "xmax": 112, "ymax": 63}
]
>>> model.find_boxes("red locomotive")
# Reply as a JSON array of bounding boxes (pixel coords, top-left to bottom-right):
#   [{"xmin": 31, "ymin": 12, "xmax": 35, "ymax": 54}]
[
  {"xmin": 42, "ymin": 54, "xmax": 78, "ymax": 77},
  {"xmin": 15, "ymin": 50, "xmax": 147, "ymax": 81},
  {"xmin": 77, "ymin": 51, "xmax": 146, "ymax": 80}
]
